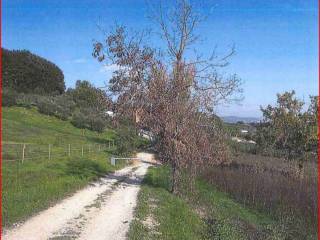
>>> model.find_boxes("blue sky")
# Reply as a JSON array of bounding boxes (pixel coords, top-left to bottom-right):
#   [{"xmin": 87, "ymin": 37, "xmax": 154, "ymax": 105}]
[{"xmin": 3, "ymin": 0, "xmax": 318, "ymax": 117}]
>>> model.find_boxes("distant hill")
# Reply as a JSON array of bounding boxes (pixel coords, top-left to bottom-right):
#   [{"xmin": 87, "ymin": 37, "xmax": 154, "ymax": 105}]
[{"xmin": 221, "ymin": 116, "xmax": 261, "ymax": 123}]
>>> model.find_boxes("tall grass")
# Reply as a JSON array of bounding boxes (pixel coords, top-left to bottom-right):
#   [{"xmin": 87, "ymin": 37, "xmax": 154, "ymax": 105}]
[
  {"xmin": 203, "ymin": 152, "xmax": 318, "ymax": 239},
  {"xmin": 129, "ymin": 165, "xmax": 287, "ymax": 240}
]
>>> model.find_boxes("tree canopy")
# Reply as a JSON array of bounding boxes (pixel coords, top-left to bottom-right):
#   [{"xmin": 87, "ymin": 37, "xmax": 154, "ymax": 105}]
[
  {"xmin": 67, "ymin": 80, "xmax": 111, "ymax": 112},
  {"xmin": 2, "ymin": 48, "xmax": 65, "ymax": 95},
  {"xmin": 93, "ymin": 0, "xmax": 242, "ymax": 193},
  {"xmin": 256, "ymin": 91, "xmax": 318, "ymax": 160}
]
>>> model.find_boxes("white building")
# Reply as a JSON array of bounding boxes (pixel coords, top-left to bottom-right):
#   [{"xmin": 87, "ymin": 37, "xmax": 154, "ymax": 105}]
[{"xmin": 105, "ymin": 111, "xmax": 114, "ymax": 118}]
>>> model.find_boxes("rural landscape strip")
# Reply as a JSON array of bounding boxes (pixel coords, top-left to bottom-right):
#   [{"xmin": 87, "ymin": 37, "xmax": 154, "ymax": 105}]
[
  {"xmin": 2, "ymin": 0, "xmax": 317, "ymax": 239},
  {"xmin": 2, "ymin": 155, "xmax": 153, "ymax": 240}
]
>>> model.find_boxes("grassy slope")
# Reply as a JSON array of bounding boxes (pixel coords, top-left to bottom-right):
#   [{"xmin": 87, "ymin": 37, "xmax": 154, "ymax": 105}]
[
  {"xmin": 129, "ymin": 166, "xmax": 289, "ymax": 240},
  {"xmin": 2, "ymin": 107, "xmax": 127, "ymax": 227},
  {"xmin": 128, "ymin": 166, "xmax": 205, "ymax": 240}
]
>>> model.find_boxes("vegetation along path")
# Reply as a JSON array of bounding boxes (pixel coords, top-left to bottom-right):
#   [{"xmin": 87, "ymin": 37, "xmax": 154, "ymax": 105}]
[{"xmin": 3, "ymin": 152, "xmax": 155, "ymax": 240}]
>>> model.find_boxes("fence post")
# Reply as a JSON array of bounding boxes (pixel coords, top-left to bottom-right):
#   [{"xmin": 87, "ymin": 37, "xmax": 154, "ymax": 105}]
[
  {"xmin": 111, "ymin": 156, "xmax": 115, "ymax": 166},
  {"xmin": 22, "ymin": 144, "xmax": 26, "ymax": 163},
  {"xmin": 81, "ymin": 146, "xmax": 84, "ymax": 156},
  {"xmin": 88, "ymin": 145, "xmax": 91, "ymax": 154},
  {"xmin": 68, "ymin": 144, "xmax": 71, "ymax": 157},
  {"xmin": 48, "ymin": 144, "xmax": 51, "ymax": 160},
  {"xmin": 99, "ymin": 144, "xmax": 101, "ymax": 152}
]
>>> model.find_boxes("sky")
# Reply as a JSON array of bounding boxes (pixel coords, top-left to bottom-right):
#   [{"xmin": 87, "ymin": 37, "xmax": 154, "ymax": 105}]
[{"xmin": 3, "ymin": 0, "xmax": 318, "ymax": 118}]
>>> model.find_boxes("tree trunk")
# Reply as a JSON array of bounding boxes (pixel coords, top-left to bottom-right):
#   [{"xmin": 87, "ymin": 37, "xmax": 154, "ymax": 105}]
[{"xmin": 171, "ymin": 163, "xmax": 179, "ymax": 194}]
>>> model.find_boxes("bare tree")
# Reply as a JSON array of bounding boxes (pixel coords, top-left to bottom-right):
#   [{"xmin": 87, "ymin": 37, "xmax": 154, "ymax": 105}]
[{"xmin": 93, "ymin": 0, "xmax": 242, "ymax": 194}]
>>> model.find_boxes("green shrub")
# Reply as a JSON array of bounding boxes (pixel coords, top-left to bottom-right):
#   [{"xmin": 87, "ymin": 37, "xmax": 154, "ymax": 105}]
[
  {"xmin": 54, "ymin": 95, "xmax": 76, "ymax": 120},
  {"xmin": 89, "ymin": 116, "xmax": 106, "ymax": 133},
  {"xmin": 71, "ymin": 111, "xmax": 88, "ymax": 129},
  {"xmin": 36, "ymin": 95, "xmax": 75, "ymax": 120},
  {"xmin": 16, "ymin": 93, "xmax": 41, "ymax": 108},
  {"xmin": 71, "ymin": 108, "xmax": 107, "ymax": 133},
  {"xmin": 37, "ymin": 98, "xmax": 57, "ymax": 116},
  {"xmin": 115, "ymin": 125, "xmax": 139, "ymax": 155}
]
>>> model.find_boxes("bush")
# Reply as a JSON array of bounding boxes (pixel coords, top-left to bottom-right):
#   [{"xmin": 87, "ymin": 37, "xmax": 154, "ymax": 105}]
[
  {"xmin": 71, "ymin": 108, "xmax": 107, "ymax": 133},
  {"xmin": 71, "ymin": 112, "xmax": 88, "ymax": 129},
  {"xmin": 37, "ymin": 98, "xmax": 57, "ymax": 116},
  {"xmin": 36, "ymin": 95, "xmax": 75, "ymax": 120},
  {"xmin": 230, "ymin": 141, "xmax": 257, "ymax": 155},
  {"xmin": 16, "ymin": 93, "xmax": 41, "ymax": 108},
  {"xmin": 115, "ymin": 125, "xmax": 139, "ymax": 155},
  {"xmin": 54, "ymin": 95, "xmax": 76, "ymax": 120},
  {"xmin": 89, "ymin": 117, "xmax": 106, "ymax": 133},
  {"xmin": 2, "ymin": 88, "xmax": 19, "ymax": 107},
  {"xmin": 54, "ymin": 105, "xmax": 70, "ymax": 120}
]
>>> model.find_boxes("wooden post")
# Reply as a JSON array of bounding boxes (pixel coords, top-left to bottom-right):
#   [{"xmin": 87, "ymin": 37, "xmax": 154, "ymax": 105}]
[
  {"xmin": 88, "ymin": 145, "xmax": 91, "ymax": 154},
  {"xmin": 68, "ymin": 144, "xmax": 71, "ymax": 157},
  {"xmin": 22, "ymin": 144, "xmax": 26, "ymax": 163},
  {"xmin": 98, "ymin": 144, "xmax": 101, "ymax": 152},
  {"xmin": 81, "ymin": 146, "xmax": 84, "ymax": 156},
  {"xmin": 48, "ymin": 144, "xmax": 51, "ymax": 160}
]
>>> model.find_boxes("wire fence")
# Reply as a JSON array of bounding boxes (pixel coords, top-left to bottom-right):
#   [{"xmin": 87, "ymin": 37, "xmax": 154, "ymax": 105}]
[{"xmin": 2, "ymin": 141, "xmax": 115, "ymax": 164}]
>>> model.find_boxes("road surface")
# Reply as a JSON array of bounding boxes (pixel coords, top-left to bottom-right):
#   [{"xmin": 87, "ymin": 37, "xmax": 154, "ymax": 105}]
[{"xmin": 3, "ymin": 152, "xmax": 155, "ymax": 240}]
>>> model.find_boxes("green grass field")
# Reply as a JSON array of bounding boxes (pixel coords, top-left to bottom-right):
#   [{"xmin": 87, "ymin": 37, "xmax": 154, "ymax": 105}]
[
  {"xmin": 2, "ymin": 107, "xmax": 136, "ymax": 227},
  {"xmin": 128, "ymin": 166, "xmax": 292, "ymax": 240}
]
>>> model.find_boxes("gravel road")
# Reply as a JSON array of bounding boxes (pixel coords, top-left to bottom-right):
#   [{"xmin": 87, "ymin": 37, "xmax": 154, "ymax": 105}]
[{"xmin": 3, "ymin": 152, "xmax": 154, "ymax": 240}]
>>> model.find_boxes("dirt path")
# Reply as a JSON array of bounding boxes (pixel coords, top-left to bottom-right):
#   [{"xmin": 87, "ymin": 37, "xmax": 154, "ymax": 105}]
[{"xmin": 3, "ymin": 152, "xmax": 155, "ymax": 240}]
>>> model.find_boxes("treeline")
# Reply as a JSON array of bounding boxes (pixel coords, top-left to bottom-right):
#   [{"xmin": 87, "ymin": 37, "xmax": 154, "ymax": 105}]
[
  {"xmin": 2, "ymin": 48, "xmax": 65, "ymax": 95},
  {"xmin": 206, "ymin": 91, "xmax": 318, "ymax": 238},
  {"xmin": 3, "ymin": 80, "xmax": 112, "ymax": 133},
  {"xmin": 2, "ymin": 48, "xmax": 114, "ymax": 133},
  {"xmin": 229, "ymin": 91, "xmax": 318, "ymax": 161}
]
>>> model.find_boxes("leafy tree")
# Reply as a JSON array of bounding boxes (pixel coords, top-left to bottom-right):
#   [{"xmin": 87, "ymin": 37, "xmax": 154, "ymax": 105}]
[
  {"xmin": 93, "ymin": 0, "xmax": 242, "ymax": 193},
  {"xmin": 67, "ymin": 80, "xmax": 111, "ymax": 112},
  {"xmin": 302, "ymin": 96, "xmax": 318, "ymax": 152},
  {"xmin": 2, "ymin": 48, "xmax": 65, "ymax": 95},
  {"xmin": 71, "ymin": 108, "xmax": 107, "ymax": 133},
  {"xmin": 256, "ymin": 91, "xmax": 317, "ymax": 159}
]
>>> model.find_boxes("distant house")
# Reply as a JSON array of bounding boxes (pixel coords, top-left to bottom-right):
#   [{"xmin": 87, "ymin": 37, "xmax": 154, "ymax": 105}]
[
  {"xmin": 247, "ymin": 140, "xmax": 256, "ymax": 144},
  {"xmin": 231, "ymin": 137, "xmax": 244, "ymax": 143},
  {"xmin": 105, "ymin": 111, "xmax": 114, "ymax": 118},
  {"xmin": 231, "ymin": 137, "xmax": 256, "ymax": 145},
  {"xmin": 240, "ymin": 129, "xmax": 248, "ymax": 134}
]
